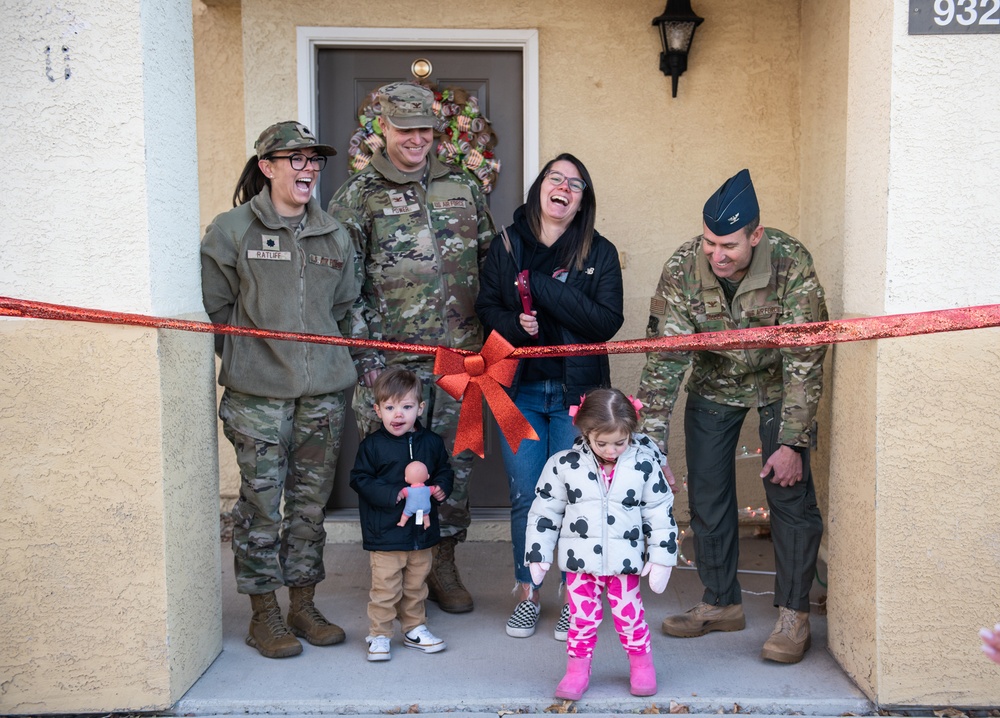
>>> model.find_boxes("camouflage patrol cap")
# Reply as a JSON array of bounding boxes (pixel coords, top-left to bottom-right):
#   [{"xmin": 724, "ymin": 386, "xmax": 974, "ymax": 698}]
[
  {"xmin": 377, "ymin": 82, "xmax": 436, "ymax": 129},
  {"xmin": 703, "ymin": 169, "xmax": 759, "ymax": 235},
  {"xmin": 254, "ymin": 121, "xmax": 337, "ymax": 159}
]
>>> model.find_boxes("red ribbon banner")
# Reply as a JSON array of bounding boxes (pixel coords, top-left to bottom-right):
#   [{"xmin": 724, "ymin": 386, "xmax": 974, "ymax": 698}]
[
  {"xmin": 4, "ymin": 296, "xmax": 1000, "ymax": 458},
  {"xmin": 433, "ymin": 331, "xmax": 539, "ymax": 458}
]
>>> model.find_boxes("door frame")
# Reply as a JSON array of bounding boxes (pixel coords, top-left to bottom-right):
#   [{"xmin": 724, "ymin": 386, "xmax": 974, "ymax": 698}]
[{"xmin": 295, "ymin": 27, "xmax": 539, "ymax": 196}]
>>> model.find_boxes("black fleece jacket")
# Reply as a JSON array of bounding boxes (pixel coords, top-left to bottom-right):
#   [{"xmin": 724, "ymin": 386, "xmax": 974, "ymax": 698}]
[
  {"xmin": 475, "ymin": 205, "xmax": 624, "ymax": 407},
  {"xmin": 349, "ymin": 422, "xmax": 455, "ymax": 552}
]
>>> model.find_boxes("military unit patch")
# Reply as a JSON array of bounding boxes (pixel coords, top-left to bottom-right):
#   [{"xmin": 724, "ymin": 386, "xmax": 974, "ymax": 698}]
[
  {"xmin": 308, "ymin": 254, "xmax": 344, "ymax": 270},
  {"xmin": 743, "ymin": 305, "xmax": 781, "ymax": 319},
  {"xmin": 432, "ymin": 199, "xmax": 468, "ymax": 210}
]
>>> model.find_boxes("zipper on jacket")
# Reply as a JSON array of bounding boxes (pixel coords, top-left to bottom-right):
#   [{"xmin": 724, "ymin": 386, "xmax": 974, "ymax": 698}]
[
  {"xmin": 592, "ymin": 448, "xmax": 612, "ymax": 577},
  {"xmin": 295, "ymin": 233, "xmax": 312, "ymax": 391},
  {"xmin": 417, "ymin": 180, "xmax": 453, "ymax": 350},
  {"xmin": 726, "ymin": 294, "xmax": 766, "ymax": 409}
]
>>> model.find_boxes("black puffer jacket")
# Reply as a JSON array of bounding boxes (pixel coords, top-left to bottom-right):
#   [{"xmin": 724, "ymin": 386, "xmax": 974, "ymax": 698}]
[
  {"xmin": 350, "ymin": 422, "xmax": 455, "ymax": 552},
  {"xmin": 475, "ymin": 206, "xmax": 624, "ymax": 406}
]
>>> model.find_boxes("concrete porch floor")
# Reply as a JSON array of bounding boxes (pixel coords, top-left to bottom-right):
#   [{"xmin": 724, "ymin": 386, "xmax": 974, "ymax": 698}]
[{"xmin": 174, "ymin": 521, "xmax": 873, "ymax": 717}]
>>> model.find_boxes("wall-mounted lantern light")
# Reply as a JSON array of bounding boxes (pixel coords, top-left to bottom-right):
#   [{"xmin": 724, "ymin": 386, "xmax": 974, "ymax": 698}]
[{"xmin": 652, "ymin": 0, "xmax": 704, "ymax": 98}]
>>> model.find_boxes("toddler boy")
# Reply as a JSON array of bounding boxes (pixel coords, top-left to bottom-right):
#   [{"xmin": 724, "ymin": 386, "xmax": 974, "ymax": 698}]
[{"xmin": 350, "ymin": 367, "xmax": 454, "ymax": 661}]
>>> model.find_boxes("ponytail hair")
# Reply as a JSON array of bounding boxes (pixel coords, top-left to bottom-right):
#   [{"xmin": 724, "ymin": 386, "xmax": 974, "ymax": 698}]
[
  {"xmin": 571, "ymin": 388, "xmax": 638, "ymax": 439},
  {"xmin": 232, "ymin": 155, "xmax": 269, "ymax": 207}
]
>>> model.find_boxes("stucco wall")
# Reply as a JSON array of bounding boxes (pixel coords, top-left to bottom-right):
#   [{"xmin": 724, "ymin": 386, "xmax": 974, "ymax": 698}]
[
  {"xmin": 0, "ymin": 323, "xmax": 219, "ymax": 713},
  {"xmin": 191, "ymin": 0, "xmax": 245, "ymax": 509},
  {"xmin": 876, "ymin": 0, "xmax": 1000, "ymax": 705},
  {"xmin": 1, "ymin": 0, "xmax": 221, "ymax": 711},
  {"xmin": 798, "ymin": 0, "xmax": 849, "ymax": 544},
  {"xmin": 831, "ymin": 0, "xmax": 1000, "ymax": 706},
  {"xmin": 160, "ymin": 327, "xmax": 223, "ymax": 695},
  {"xmin": 827, "ymin": 340, "xmax": 880, "ymax": 696},
  {"xmin": 827, "ymin": 0, "xmax": 894, "ymax": 696},
  {"xmin": 193, "ymin": 0, "xmax": 246, "ymax": 235},
  {"xmin": 878, "ymin": 331, "xmax": 1000, "ymax": 704}
]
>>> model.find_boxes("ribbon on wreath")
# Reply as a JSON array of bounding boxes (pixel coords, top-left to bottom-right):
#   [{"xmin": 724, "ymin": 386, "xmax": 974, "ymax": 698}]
[{"xmin": 433, "ymin": 331, "xmax": 539, "ymax": 458}]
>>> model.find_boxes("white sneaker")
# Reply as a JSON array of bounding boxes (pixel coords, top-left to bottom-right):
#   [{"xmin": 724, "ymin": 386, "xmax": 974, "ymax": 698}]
[
  {"xmin": 365, "ymin": 634, "xmax": 391, "ymax": 662},
  {"xmin": 403, "ymin": 624, "xmax": 446, "ymax": 653}
]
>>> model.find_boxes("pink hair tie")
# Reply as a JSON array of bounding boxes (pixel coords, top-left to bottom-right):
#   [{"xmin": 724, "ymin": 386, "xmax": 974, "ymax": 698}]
[
  {"xmin": 627, "ymin": 395, "xmax": 644, "ymax": 419},
  {"xmin": 567, "ymin": 394, "xmax": 587, "ymax": 424}
]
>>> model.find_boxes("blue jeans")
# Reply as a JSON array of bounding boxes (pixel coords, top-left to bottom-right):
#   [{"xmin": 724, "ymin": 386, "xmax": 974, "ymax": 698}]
[{"xmin": 499, "ymin": 380, "xmax": 580, "ymax": 584}]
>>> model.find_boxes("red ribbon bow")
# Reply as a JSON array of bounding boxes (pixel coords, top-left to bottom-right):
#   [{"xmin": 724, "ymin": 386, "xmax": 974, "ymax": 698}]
[{"xmin": 434, "ymin": 332, "xmax": 539, "ymax": 458}]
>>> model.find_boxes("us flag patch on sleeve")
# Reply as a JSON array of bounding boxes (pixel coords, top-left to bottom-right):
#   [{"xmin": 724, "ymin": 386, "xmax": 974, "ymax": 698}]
[{"xmin": 649, "ymin": 296, "xmax": 667, "ymax": 315}]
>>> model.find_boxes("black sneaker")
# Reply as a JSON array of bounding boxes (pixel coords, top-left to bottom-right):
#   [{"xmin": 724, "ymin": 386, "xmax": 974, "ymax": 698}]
[
  {"xmin": 554, "ymin": 603, "xmax": 570, "ymax": 641},
  {"xmin": 505, "ymin": 600, "xmax": 540, "ymax": 638}
]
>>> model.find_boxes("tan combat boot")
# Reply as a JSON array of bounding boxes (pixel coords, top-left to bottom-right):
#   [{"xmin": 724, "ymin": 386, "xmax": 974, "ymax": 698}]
[
  {"xmin": 287, "ymin": 585, "xmax": 346, "ymax": 646},
  {"xmin": 661, "ymin": 601, "xmax": 746, "ymax": 637},
  {"xmin": 247, "ymin": 592, "xmax": 303, "ymax": 658},
  {"xmin": 426, "ymin": 536, "xmax": 474, "ymax": 613},
  {"xmin": 760, "ymin": 606, "xmax": 811, "ymax": 663}
]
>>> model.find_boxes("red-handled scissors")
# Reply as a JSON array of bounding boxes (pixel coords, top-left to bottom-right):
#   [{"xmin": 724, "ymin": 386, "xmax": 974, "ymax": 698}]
[{"xmin": 516, "ymin": 270, "xmax": 537, "ymax": 336}]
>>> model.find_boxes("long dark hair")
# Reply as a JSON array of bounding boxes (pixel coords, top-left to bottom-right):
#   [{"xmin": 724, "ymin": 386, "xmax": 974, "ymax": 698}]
[
  {"xmin": 524, "ymin": 152, "xmax": 597, "ymax": 271},
  {"xmin": 232, "ymin": 155, "xmax": 269, "ymax": 207}
]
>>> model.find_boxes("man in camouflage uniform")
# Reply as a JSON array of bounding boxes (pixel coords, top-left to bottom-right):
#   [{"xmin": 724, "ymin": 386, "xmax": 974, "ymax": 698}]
[
  {"xmin": 636, "ymin": 169, "xmax": 827, "ymax": 664},
  {"xmin": 329, "ymin": 82, "xmax": 493, "ymax": 613}
]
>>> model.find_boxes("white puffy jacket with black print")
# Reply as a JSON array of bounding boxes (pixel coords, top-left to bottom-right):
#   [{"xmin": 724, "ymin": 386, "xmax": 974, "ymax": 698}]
[{"xmin": 524, "ymin": 433, "xmax": 679, "ymax": 576}]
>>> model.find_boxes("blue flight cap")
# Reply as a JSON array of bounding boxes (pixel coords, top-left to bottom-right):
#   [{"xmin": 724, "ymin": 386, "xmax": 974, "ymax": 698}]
[{"xmin": 703, "ymin": 169, "xmax": 759, "ymax": 235}]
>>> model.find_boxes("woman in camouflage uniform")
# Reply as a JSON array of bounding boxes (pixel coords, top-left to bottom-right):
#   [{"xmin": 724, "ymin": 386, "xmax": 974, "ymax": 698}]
[{"xmin": 201, "ymin": 121, "xmax": 358, "ymax": 659}]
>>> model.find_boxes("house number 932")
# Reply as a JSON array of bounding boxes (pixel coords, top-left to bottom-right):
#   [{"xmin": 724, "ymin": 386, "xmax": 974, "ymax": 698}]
[{"xmin": 909, "ymin": 0, "xmax": 1000, "ymax": 32}]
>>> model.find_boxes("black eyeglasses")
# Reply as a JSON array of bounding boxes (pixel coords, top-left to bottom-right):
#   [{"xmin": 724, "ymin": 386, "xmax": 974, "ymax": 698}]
[
  {"xmin": 267, "ymin": 153, "xmax": 327, "ymax": 171},
  {"xmin": 544, "ymin": 171, "xmax": 586, "ymax": 193}
]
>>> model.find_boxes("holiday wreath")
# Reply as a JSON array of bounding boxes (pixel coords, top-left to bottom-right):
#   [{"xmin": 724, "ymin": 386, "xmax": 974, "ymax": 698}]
[{"xmin": 347, "ymin": 84, "xmax": 501, "ymax": 193}]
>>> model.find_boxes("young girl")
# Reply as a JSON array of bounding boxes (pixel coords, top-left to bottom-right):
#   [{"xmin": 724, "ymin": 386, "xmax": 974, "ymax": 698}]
[{"xmin": 524, "ymin": 388, "xmax": 678, "ymax": 699}]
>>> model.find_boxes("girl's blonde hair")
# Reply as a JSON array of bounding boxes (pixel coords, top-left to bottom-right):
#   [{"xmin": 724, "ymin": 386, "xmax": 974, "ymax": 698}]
[{"xmin": 573, "ymin": 388, "xmax": 639, "ymax": 438}]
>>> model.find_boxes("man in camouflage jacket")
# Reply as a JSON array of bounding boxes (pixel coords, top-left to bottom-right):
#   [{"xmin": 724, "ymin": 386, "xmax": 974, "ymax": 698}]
[
  {"xmin": 329, "ymin": 82, "xmax": 493, "ymax": 613},
  {"xmin": 636, "ymin": 169, "xmax": 827, "ymax": 665}
]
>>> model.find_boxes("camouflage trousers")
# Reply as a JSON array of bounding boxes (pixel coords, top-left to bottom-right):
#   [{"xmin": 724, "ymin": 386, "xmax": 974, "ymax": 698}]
[
  {"xmin": 353, "ymin": 362, "xmax": 477, "ymax": 541},
  {"xmin": 220, "ymin": 387, "xmax": 347, "ymax": 594}
]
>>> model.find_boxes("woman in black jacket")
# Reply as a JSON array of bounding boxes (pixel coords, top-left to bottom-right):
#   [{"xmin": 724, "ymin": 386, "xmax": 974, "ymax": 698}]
[{"xmin": 475, "ymin": 153, "xmax": 624, "ymax": 640}]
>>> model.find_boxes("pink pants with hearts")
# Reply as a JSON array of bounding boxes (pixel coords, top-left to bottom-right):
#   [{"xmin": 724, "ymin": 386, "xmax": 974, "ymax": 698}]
[{"xmin": 564, "ymin": 572, "xmax": 651, "ymax": 659}]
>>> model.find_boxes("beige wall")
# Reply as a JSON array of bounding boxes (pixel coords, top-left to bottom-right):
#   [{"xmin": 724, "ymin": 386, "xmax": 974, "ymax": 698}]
[
  {"xmin": 879, "ymin": 331, "xmax": 1000, "ymax": 703},
  {"xmin": 194, "ymin": 0, "xmax": 246, "ymax": 234},
  {"xmin": 0, "ymin": 323, "xmax": 220, "ymax": 713},
  {"xmin": 1, "ymin": 0, "xmax": 221, "ymax": 711},
  {"xmin": 829, "ymin": 0, "xmax": 1000, "ymax": 706},
  {"xmin": 798, "ymin": 0, "xmax": 850, "ymax": 546},
  {"xmin": 192, "ymin": 0, "xmax": 246, "ymax": 508}
]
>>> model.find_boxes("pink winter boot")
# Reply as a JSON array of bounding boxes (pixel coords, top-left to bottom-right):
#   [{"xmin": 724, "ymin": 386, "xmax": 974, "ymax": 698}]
[
  {"xmin": 628, "ymin": 651, "xmax": 657, "ymax": 696},
  {"xmin": 555, "ymin": 655, "xmax": 592, "ymax": 700}
]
